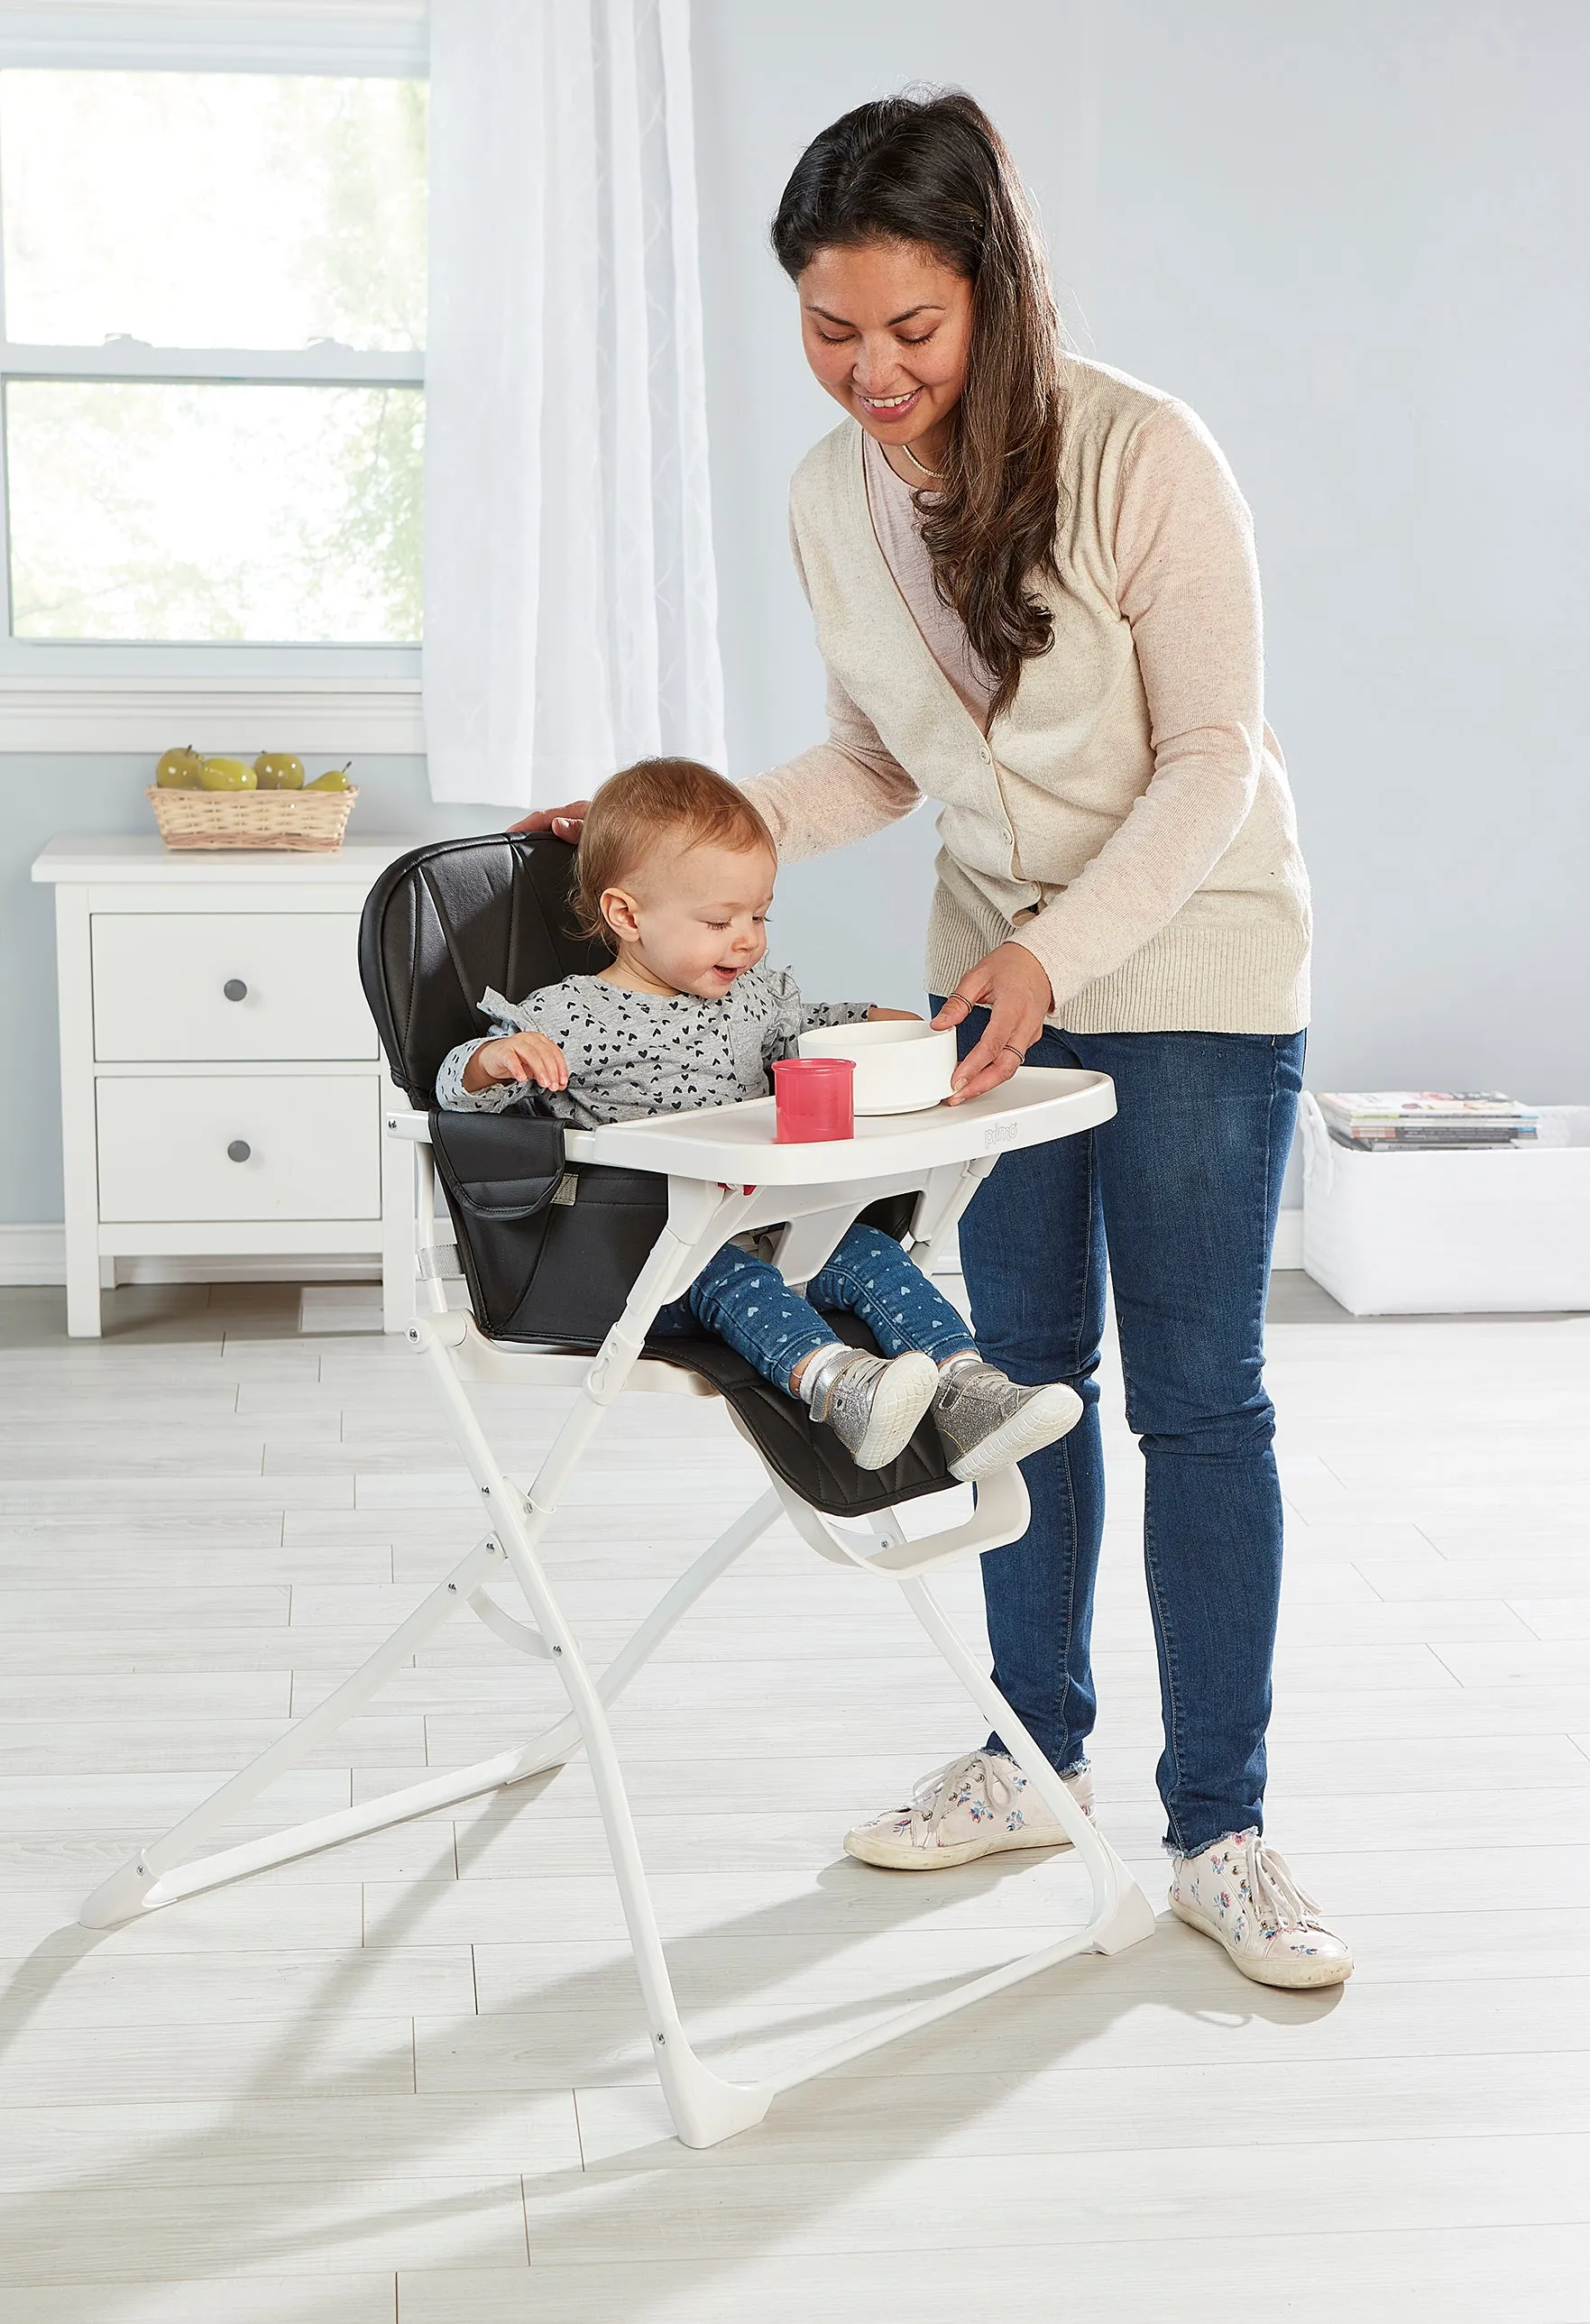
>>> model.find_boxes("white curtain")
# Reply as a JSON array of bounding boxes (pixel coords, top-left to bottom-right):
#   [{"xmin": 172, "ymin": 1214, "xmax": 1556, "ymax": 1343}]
[{"xmin": 423, "ymin": 0, "xmax": 724, "ymax": 805}]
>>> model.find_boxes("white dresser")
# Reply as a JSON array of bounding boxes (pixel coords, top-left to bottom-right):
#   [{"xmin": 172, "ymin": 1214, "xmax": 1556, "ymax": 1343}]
[{"xmin": 32, "ymin": 836, "xmax": 427, "ymax": 1337}]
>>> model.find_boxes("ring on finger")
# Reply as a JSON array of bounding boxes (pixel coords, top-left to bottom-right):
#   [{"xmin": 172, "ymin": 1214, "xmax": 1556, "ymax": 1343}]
[{"xmin": 1000, "ymin": 1042, "xmax": 1025, "ymax": 1061}]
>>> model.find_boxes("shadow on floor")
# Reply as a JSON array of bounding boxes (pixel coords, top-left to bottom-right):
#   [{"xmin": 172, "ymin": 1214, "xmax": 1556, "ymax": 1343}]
[{"xmin": 0, "ymin": 1805, "xmax": 1340, "ymax": 2322}]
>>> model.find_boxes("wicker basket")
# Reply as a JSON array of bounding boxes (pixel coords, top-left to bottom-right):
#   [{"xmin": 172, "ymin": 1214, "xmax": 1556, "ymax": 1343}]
[{"xmin": 146, "ymin": 784, "xmax": 358, "ymax": 851}]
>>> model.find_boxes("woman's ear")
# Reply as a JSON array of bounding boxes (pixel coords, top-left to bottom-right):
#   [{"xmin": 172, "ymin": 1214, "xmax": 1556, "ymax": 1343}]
[{"xmin": 601, "ymin": 886, "xmax": 642, "ymax": 943}]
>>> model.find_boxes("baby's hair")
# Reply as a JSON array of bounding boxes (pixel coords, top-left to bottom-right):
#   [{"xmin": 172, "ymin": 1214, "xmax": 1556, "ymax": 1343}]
[{"xmin": 572, "ymin": 758, "xmax": 776, "ymax": 951}]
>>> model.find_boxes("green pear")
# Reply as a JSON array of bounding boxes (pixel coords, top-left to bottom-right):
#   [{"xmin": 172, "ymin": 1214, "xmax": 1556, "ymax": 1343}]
[
  {"xmin": 155, "ymin": 744, "xmax": 206, "ymax": 789},
  {"xmin": 305, "ymin": 762, "xmax": 354, "ymax": 792},
  {"xmin": 253, "ymin": 751, "xmax": 305, "ymax": 791},
  {"xmin": 199, "ymin": 756, "xmax": 257, "ymax": 791}
]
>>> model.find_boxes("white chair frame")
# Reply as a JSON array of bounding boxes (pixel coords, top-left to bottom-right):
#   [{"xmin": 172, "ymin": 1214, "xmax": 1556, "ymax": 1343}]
[{"xmin": 80, "ymin": 1070, "xmax": 1156, "ymax": 2148}]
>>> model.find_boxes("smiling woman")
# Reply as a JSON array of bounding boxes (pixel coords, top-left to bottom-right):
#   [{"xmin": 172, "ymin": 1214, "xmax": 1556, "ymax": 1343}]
[
  {"xmin": 796, "ymin": 243, "xmax": 972, "ymax": 466},
  {"xmin": 507, "ymin": 88, "xmax": 1338, "ymax": 1987},
  {"xmin": 720, "ymin": 88, "xmax": 1341, "ymax": 1986},
  {"xmin": 772, "ymin": 93, "xmax": 1065, "ymax": 721}
]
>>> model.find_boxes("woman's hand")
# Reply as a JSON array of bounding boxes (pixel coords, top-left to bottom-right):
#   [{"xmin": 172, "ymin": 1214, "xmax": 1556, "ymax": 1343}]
[
  {"xmin": 866, "ymin": 1005, "xmax": 922, "ymax": 1023},
  {"xmin": 932, "ymin": 943, "xmax": 1053, "ymax": 1104},
  {"xmin": 461, "ymin": 1031, "xmax": 570, "ymax": 1095},
  {"xmin": 508, "ymin": 800, "xmax": 590, "ymax": 840}
]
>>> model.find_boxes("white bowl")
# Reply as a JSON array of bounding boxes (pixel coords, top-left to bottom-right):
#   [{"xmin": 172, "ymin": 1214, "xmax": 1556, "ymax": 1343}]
[{"xmin": 796, "ymin": 1019, "xmax": 957, "ymax": 1116}]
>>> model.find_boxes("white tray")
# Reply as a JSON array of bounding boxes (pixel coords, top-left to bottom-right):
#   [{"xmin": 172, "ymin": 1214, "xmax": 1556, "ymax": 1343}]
[{"xmin": 579, "ymin": 1067, "xmax": 1117, "ymax": 1185}]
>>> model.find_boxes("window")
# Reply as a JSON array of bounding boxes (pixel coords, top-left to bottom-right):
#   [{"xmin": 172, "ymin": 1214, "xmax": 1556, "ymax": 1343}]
[{"xmin": 0, "ymin": 63, "xmax": 426, "ymax": 672}]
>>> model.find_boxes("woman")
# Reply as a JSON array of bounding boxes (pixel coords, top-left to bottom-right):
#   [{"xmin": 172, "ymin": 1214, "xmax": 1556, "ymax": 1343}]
[{"xmin": 520, "ymin": 91, "xmax": 1349, "ymax": 1989}]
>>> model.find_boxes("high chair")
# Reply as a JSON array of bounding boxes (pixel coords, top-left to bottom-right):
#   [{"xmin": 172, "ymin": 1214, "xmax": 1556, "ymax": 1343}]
[{"xmin": 79, "ymin": 833, "xmax": 1156, "ymax": 2147}]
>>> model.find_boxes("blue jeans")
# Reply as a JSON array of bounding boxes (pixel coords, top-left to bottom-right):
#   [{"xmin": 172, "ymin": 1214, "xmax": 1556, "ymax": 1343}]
[
  {"xmin": 942, "ymin": 1005, "xmax": 1304, "ymax": 1856},
  {"xmin": 655, "ymin": 1222, "xmax": 975, "ymax": 1389}
]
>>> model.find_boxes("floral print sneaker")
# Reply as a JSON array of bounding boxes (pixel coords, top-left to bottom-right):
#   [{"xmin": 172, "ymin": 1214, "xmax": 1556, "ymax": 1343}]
[
  {"xmin": 844, "ymin": 1749, "xmax": 1094, "ymax": 1870},
  {"xmin": 1170, "ymin": 1829, "xmax": 1353, "ymax": 1989}
]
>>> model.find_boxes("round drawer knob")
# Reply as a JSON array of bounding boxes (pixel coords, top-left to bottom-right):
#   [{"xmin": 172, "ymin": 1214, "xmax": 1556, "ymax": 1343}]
[
  {"xmin": 226, "ymin": 1140, "xmax": 252, "ymax": 1163},
  {"xmin": 223, "ymin": 978, "xmax": 248, "ymax": 1002}
]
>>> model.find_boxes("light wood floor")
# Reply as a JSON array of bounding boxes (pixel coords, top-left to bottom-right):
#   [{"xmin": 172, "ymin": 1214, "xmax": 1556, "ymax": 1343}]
[{"xmin": 1, "ymin": 1274, "xmax": 1586, "ymax": 2322}]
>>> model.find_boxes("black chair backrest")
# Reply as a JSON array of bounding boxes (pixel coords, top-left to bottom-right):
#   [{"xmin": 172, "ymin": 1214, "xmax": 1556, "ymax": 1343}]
[{"xmin": 359, "ymin": 833, "xmax": 608, "ymax": 1105}]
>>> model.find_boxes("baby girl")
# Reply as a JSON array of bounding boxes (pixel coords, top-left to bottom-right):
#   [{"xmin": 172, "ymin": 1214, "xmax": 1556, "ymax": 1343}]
[{"xmin": 436, "ymin": 757, "xmax": 1080, "ymax": 1481}]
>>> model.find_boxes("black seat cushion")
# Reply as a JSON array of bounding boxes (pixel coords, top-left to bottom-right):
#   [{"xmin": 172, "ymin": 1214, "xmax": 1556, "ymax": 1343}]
[
  {"xmin": 361, "ymin": 839, "xmax": 962, "ymax": 1520},
  {"xmin": 429, "ymin": 1110, "xmax": 675, "ymax": 1350},
  {"xmin": 644, "ymin": 1318, "xmax": 956, "ymax": 1518}
]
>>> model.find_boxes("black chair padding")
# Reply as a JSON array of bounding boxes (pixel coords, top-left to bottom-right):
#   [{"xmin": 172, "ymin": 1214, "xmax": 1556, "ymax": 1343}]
[
  {"xmin": 361, "ymin": 838, "xmax": 960, "ymax": 1519},
  {"xmin": 668, "ymin": 1313, "xmax": 955, "ymax": 1518},
  {"xmin": 428, "ymin": 1109, "xmax": 673, "ymax": 1350},
  {"xmin": 362, "ymin": 833, "xmax": 610, "ymax": 1108}
]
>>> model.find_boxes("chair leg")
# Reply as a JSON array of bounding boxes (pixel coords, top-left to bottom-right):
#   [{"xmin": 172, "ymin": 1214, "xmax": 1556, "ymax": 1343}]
[
  {"xmin": 78, "ymin": 1487, "xmax": 787, "ymax": 1934},
  {"xmin": 473, "ymin": 1465, "xmax": 1152, "ymax": 2141},
  {"xmin": 593, "ymin": 1555, "xmax": 1159, "ymax": 2128},
  {"xmin": 80, "ymin": 1534, "xmax": 510, "ymax": 1927},
  {"xmin": 418, "ymin": 1302, "xmax": 781, "ymax": 2143},
  {"xmin": 899, "ymin": 1575, "xmax": 1159, "ymax": 1957},
  {"xmin": 495, "ymin": 1486, "xmax": 785, "ymax": 1783},
  {"xmin": 545, "ymin": 1615, "xmax": 775, "ymax": 2148},
  {"xmin": 717, "ymin": 1576, "xmax": 1159, "ymax": 2116},
  {"xmin": 474, "ymin": 1422, "xmax": 775, "ymax": 2146},
  {"xmin": 77, "ymin": 1203, "xmax": 776, "ymax": 1939},
  {"xmin": 80, "ymin": 1254, "xmax": 1153, "ymax": 2144}
]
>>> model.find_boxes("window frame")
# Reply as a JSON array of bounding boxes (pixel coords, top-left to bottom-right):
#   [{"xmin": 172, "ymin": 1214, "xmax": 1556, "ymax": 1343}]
[{"xmin": 0, "ymin": 5, "xmax": 427, "ymax": 748}]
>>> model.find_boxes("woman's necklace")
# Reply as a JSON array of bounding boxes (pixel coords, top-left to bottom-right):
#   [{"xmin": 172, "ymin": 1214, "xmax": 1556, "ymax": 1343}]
[{"xmin": 900, "ymin": 439, "xmax": 942, "ymax": 481}]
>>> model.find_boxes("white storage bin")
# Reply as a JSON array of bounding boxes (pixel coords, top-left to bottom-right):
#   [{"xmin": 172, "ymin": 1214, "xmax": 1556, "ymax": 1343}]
[{"xmin": 1300, "ymin": 1094, "xmax": 1590, "ymax": 1315}]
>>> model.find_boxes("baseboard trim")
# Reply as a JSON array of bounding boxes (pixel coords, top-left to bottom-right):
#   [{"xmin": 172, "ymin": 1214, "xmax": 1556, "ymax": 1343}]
[
  {"xmin": 0, "ymin": 1225, "xmax": 379, "ymax": 1288},
  {"xmin": 0, "ymin": 1225, "xmax": 66, "ymax": 1284}
]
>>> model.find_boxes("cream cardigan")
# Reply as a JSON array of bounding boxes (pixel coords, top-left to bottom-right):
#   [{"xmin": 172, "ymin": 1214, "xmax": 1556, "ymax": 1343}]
[{"xmin": 745, "ymin": 355, "xmax": 1311, "ymax": 1035}]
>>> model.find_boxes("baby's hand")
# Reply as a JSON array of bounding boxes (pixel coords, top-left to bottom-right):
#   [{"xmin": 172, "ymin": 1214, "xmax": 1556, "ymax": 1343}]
[
  {"xmin": 464, "ymin": 1031, "xmax": 569, "ymax": 1093},
  {"xmin": 867, "ymin": 1006, "xmax": 923, "ymax": 1024}
]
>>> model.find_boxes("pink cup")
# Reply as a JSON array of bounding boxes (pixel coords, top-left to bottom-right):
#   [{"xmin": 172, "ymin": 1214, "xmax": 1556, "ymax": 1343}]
[{"xmin": 772, "ymin": 1055, "xmax": 855, "ymax": 1143}]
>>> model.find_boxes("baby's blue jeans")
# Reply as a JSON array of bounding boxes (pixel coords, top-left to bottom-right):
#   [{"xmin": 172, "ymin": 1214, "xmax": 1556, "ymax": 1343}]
[{"xmin": 653, "ymin": 1222, "xmax": 975, "ymax": 1390}]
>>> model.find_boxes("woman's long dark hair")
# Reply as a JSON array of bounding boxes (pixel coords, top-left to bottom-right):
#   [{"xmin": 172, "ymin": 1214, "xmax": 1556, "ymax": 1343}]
[{"xmin": 772, "ymin": 90, "xmax": 1065, "ymax": 719}]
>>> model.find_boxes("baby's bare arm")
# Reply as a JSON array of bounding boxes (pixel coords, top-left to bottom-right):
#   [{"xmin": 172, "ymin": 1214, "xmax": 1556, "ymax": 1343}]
[{"xmin": 461, "ymin": 1031, "xmax": 569, "ymax": 1094}]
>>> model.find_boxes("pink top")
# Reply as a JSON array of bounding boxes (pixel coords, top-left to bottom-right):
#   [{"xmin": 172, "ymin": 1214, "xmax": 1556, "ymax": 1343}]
[{"xmin": 861, "ymin": 433, "xmax": 997, "ymax": 731}]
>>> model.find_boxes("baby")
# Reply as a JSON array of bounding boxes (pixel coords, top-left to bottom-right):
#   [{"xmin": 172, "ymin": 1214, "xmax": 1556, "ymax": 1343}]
[{"xmin": 436, "ymin": 758, "xmax": 1081, "ymax": 1481}]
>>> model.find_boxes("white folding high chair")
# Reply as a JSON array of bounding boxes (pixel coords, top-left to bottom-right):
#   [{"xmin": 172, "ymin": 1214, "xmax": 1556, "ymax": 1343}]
[{"xmin": 79, "ymin": 836, "xmax": 1156, "ymax": 2148}]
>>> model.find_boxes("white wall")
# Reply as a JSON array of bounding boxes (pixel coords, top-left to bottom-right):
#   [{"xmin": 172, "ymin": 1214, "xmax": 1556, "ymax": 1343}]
[
  {"xmin": 1074, "ymin": 1, "xmax": 1590, "ymax": 1099},
  {"xmin": 691, "ymin": 0, "xmax": 1590, "ymax": 1090}
]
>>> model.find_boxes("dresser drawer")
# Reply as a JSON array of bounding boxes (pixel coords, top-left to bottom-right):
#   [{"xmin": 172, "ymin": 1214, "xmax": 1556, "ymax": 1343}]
[
  {"xmin": 92, "ymin": 914, "xmax": 376, "ymax": 1063},
  {"xmin": 97, "ymin": 1077, "xmax": 381, "ymax": 1222}
]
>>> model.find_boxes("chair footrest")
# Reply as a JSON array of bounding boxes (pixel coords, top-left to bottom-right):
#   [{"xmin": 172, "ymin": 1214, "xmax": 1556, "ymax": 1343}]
[{"xmin": 642, "ymin": 1318, "xmax": 959, "ymax": 1518}]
